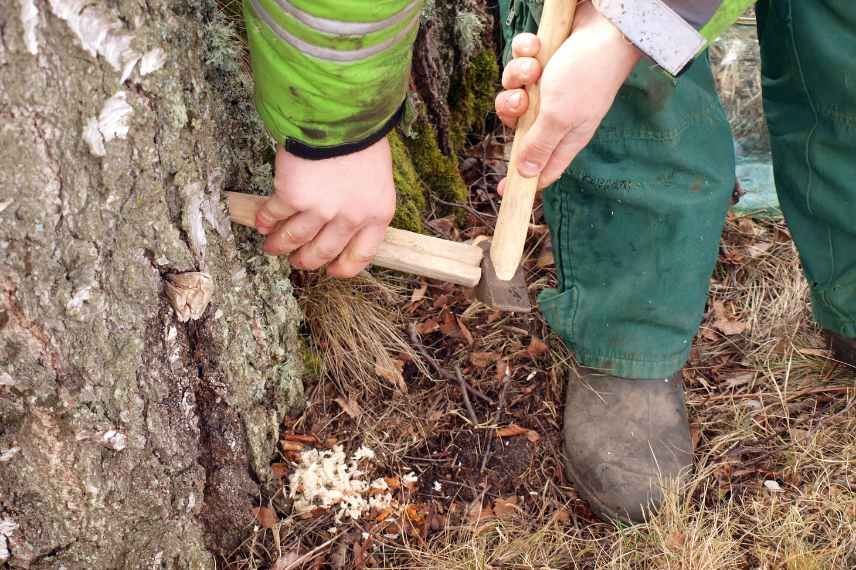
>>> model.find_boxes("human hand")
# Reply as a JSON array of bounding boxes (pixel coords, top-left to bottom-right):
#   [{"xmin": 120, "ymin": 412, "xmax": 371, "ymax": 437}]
[
  {"xmin": 494, "ymin": 1, "xmax": 641, "ymax": 191},
  {"xmin": 256, "ymin": 137, "xmax": 396, "ymax": 278}
]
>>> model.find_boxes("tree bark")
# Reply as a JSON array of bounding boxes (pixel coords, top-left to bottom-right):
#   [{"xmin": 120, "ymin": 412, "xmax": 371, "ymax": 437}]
[{"xmin": 0, "ymin": 1, "xmax": 303, "ymax": 568}]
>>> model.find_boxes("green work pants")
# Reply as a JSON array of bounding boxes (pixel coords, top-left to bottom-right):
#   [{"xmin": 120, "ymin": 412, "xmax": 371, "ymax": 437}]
[{"xmin": 500, "ymin": 0, "xmax": 856, "ymax": 379}]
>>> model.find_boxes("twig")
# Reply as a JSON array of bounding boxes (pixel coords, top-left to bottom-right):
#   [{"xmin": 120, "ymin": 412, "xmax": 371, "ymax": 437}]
[
  {"xmin": 282, "ymin": 536, "xmax": 336, "ymax": 570},
  {"xmin": 408, "ymin": 323, "xmax": 495, "ymax": 405},
  {"xmin": 456, "ymin": 365, "xmax": 480, "ymax": 425},
  {"xmin": 480, "ymin": 369, "xmax": 510, "ymax": 474}
]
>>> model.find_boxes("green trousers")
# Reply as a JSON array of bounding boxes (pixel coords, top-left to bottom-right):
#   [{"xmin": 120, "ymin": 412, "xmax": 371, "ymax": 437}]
[{"xmin": 500, "ymin": 0, "xmax": 856, "ymax": 378}]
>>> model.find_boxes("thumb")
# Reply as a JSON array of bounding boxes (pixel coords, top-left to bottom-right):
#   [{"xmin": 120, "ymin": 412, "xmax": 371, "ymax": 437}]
[
  {"xmin": 515, "ymin": 113, "xmax": 568, "ymax": 179},
  {"xmin": 255, "ymin": 195, "xmax": 297, "ymax": 235}
]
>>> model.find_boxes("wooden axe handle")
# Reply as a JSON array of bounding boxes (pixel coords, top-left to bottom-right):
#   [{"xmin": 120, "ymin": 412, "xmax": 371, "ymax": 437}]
[
  {"xmin": 490, "ymin": 0, "xmax": 576, "ymax": 280},
  {"xmin": 224, "ymin": 191, "xmax": 484, "ymax": 287}
]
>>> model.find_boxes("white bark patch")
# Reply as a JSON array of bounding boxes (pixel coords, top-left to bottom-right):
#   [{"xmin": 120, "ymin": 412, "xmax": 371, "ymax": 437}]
[
  {"xmin": 19, "ymin": 0, "xmax": 40, "ymax": 55},
  {"xmin": 181, "ymin": 182, "xmax": 208, "ymax": 260},
  {"xmin": 0, "ymin": 372, "xmax": 15, "ymax": 386},
  {"xmin": 0, "ymin": 519, "xmax": 18, "ymax": 564},
  {"xmin": 66, "ymin": 286, "xmax": 92, "ymax": 311},
  {"xmin": 82, "ymin": 91, "xmax": 133, "ymax": 156},
  {"xmin": 100, "ymin": 430, "xmax": 128, "ymax": 451},
  {"xmin": 0, "ymin": 448, "xmax": 20, "ymax": 462},
  {"xmin": 47, "ymin": 0, "xmax": 140, "ymax": 82},
  {"xmin": 139, "ymin": 47, "xmax": 166, "ymax": 76}
]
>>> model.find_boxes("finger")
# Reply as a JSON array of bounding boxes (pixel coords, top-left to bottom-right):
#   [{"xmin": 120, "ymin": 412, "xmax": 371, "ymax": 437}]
[
  {"xmin": 515, "ymin": 111, "xmax": 570, "ymax": 179},
  {"xmin": 497, "ymin": 177, "xmax": 507, "ymax": 197},
  {"xmin": 538, "ymin": 128, "xmax": 596, "ymax": 189},
  {"xmin": 501, "ymin": 57, "xmax": 541, "ymax": 90},
  {"xmin": 255, "ymin": 195, "xmax": 298, "ymax": 235},
  {"xmin": 511, "ymin": 33, "xmax": 540, "ymax": 58},
  {"xmin": 326, "ymin": 224, "xmax": 386, "ymax": 278},
  {"xmin": 495, "ymin": 89, "xmax": 528, "ymax": 128},
  {"xmin": 290, "ymin": 218, "xmax": 359, "ymax": 271},
  {"xmin": 262, "ymin": 210, "xmax": 326, "ymax": 256}
]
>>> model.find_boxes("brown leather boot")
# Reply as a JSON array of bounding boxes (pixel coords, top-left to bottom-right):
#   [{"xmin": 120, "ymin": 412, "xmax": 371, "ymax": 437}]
[
  {"xmin": 563, "ymin": 367, "xmax": 693, "ymax": 523},
  {"xmin": 828, "ymin": 331, "xmax": 856, "ymax": 367}
]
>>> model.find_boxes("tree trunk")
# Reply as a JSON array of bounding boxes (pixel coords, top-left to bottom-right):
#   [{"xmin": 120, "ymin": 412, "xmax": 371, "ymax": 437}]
[{"xmin": 0, "ymin": 1, "xmax": 303, "ymax": 568}]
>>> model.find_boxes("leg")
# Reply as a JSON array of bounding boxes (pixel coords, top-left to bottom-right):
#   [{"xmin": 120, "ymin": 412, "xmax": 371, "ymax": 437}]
[
  {"xmin": 756, "ymin": 0, "xmax": 856, "ymax": 350},
  {"xmin": 540, "ymin": 56, "xmax": 736, "ymax": 379},
  {"xmin": 546, "ymin": 55, "xmax": 735, "ymax": 522}
]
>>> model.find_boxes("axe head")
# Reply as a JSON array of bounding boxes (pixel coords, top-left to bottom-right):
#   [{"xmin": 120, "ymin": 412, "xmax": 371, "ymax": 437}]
[{"xmin": 474, "ymin": 240, "xmax": 532, "ymax": 313}]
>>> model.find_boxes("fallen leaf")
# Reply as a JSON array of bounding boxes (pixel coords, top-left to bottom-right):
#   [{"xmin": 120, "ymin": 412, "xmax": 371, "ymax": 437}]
[
  {"xmin": 271, "ymin": 463, "xmax": 289, "ymax": 479},
  {"xmin": 746, "ymin": 241, "xmax": 773, "ymax": 257},
  {"xmin": 470, "ymin": 351, "xmax": 499, "ymax": 368},
  {"xmin": 405, "ymin": 504, "xmax": 427, "ymax": 524},
  {"xmin": 281, "ymin": 440, "xmax": 305, "ymax": 452},
  {"xmin": 689, "ymin": 424, "xmax": 701, "ymax": 450},
  {"xmin": 271, "ymin": 552, "xmax": 301, "ymax": 570},
  {"xmin": 410, "ymin": 282, "xmax": 428, "ymax": 303},
  {"xmin": 526, "ymin": 336, "xmax": 549, "ymax": 359},
  {"xmin": 375, "ymin": 359, "xmax": 407, "ymax": 392},
  {"xmin": 416, "ymin": 319, "xmax": 440, "ymax": 335},
  {"xmin": 251, "ymin": 506, "xmax": 278, "ymax": 529},
  {"xmin": 525, "ymin": 430, "xmax": 541, "ymax": 444},
  {"xmin": 496, "ymin": 359, "xmax": 511, "ymax": 382},
  {"xmin": 496, "ymin": 424, "xmax": 529, "ymax": 438},
  {"xmin": 712, "ymin": 301, "xmax": 749, "ymax": 336},
  {"xmin": 334, "ymin": 396, "xmax": 363, "ymax": 419},
  {"xmin": 724, "ymin": 371, "xmax": 755, "ymax": 388},
  {"xmin": 493, "ymin": 496, "xmax": 519, "ymax": 520},
  {"xmin": 465, "ymin": 500, "xmax": 495, "ymax": 525},
  {"xmin": 737, "ymin": 217, "xmax": 757, "ymax": 235},
  {"xmin": 427, "ymin": 216, "xmax": 455, "ymax": 237},
  {"xmin": 283, "ymin": 433, "xmax": 319, "ymax": 445},
  {"xmin": 457, "ymin": 317, "xmax": 474, "ymax": 345},
  {"xmin": 439, "ymin": 311, "xmax": 461, "ymax": 338},
  {"xmin": 432, "ymin": 294, "xmax": 451, "ymax": 310}
]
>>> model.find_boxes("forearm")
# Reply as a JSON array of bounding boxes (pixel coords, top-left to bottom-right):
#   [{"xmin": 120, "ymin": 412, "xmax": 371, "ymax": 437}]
[{"xmin": 244, "ymin": 0, "xmax": 423, "ymax": 159}]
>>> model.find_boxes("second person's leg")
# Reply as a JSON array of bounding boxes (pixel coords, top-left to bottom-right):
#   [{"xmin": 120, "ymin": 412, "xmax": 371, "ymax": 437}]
[{"xmin": 756, "ymin": 0, "xmax": 856, "ymax": 364}]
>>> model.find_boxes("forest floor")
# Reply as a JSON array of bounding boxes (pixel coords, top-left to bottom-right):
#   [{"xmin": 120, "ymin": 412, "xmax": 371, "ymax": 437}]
[{"xmin": 228, "ymin": 24, "xmax": 855, "ymax": 570}]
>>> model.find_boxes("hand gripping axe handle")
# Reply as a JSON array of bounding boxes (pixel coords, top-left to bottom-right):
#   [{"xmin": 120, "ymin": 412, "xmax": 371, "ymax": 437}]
[{"xmin": 490, "ymin": 0, "xmax": 576, "ymax": 280}]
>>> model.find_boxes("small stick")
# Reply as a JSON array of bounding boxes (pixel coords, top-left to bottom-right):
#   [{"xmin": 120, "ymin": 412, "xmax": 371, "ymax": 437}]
[
  {"xmin": 480, "ymin": 370, "xmax": 510, "ymax": 474},
  {"xmin": 456, "ymin": 365, "xmax": 480, "ymax": 425},
  {"xmin": 408, "ymin": 323, "xmax": 495, "ymax": 405}
]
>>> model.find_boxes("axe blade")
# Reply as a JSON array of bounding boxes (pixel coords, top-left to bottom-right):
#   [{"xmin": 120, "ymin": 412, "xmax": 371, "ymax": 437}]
[{"xmin": 474, "ymin": 240, "xmax": 532, "ymax": 313}]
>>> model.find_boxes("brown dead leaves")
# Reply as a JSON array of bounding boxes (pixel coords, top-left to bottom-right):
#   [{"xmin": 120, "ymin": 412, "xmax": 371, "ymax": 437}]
[
  {"xmin": 252, "ymin": 506, "xmax": 278, "ymax": 529},
  {"xmin": 711, "ymin": 301, "xmax": 749, "ymax": 336},
  {"xmin": 496, "ymin": 423, "xmax": 541, "ymax": 443},
  {"xmin": 374, "ymin": 358, "xmax": 407, "ymax": 392}
]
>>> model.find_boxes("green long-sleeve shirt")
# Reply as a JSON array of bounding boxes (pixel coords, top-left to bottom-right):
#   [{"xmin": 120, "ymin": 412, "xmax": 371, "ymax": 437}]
[{"xmin": 246, "ymin": 0, "xmax": 754, "ymax": 159}]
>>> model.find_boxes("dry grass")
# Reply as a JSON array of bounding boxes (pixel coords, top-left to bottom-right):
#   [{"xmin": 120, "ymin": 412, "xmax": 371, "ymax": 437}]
[
  {"xmin": 232, "ymin": 214, "xmax": 854, "ymax": 570},
  {"xmin": 297, "ymin": 272, "xmax": 429, "ymax": 398}
]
